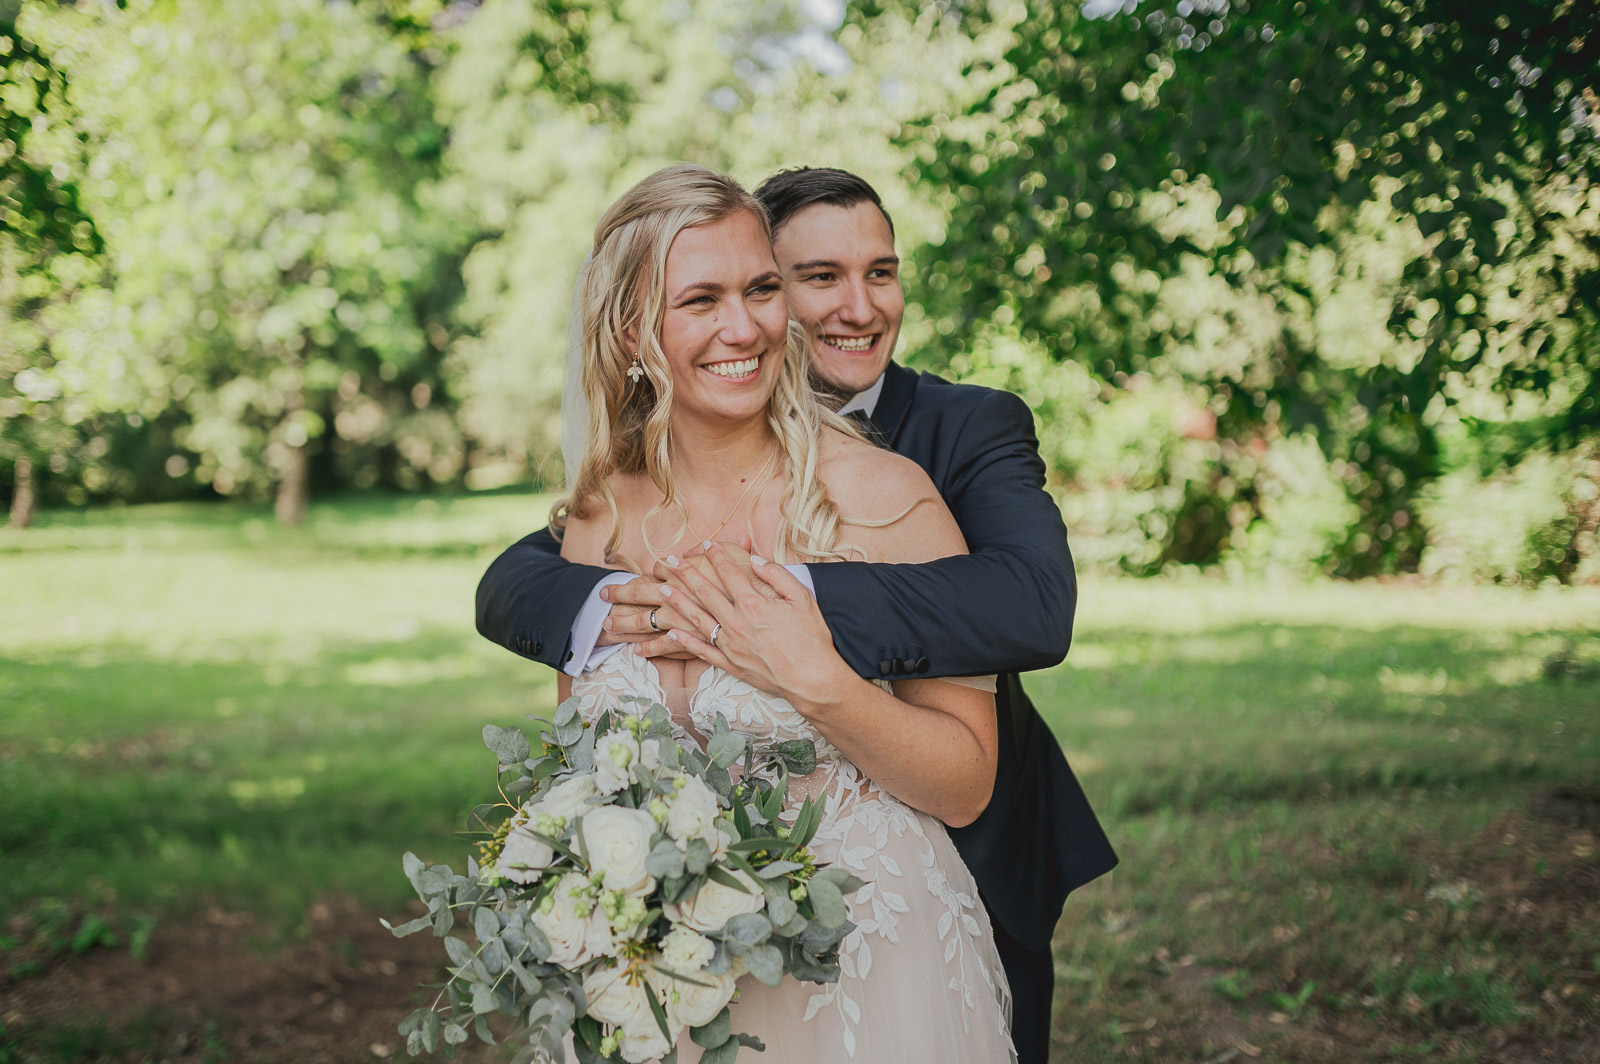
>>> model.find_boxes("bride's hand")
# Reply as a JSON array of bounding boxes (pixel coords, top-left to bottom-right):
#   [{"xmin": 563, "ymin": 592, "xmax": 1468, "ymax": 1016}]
[{"xmin": 660, "ymin": 543, "xmax": 854, "ymax": 710}]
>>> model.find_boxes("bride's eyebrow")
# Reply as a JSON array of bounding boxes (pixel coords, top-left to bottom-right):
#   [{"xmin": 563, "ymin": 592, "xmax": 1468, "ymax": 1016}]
[{"xmin": 672, "ymin": 271, "xmax": 781, "ymax": 301}]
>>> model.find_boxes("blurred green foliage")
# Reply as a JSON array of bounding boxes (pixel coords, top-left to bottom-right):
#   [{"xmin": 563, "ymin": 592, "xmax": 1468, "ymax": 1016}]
[{"xmin": 0, "ymin": 0, "xmax": 1596, "ymax": 581}]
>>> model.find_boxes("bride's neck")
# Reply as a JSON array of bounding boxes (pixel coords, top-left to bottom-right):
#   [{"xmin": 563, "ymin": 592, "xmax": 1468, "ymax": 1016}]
[{"xmin": 668, "ymin": 414, "xmax": 777, "ymax": 488}]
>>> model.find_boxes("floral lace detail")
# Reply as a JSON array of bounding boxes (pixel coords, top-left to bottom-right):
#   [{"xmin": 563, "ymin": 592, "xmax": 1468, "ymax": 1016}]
[{"xmin": 571, "ymin": 649, "xmax": 1011, "ymax": 1058}]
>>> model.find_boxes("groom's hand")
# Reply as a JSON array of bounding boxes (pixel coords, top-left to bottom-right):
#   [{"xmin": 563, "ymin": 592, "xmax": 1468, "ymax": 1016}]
[
  {"xmin": 659, "ymin": 543, "xmax": 853, "ymax": 709},
  {"xmin": 593, "ymin": 576, "xmax": 664, "ymax": 647}
]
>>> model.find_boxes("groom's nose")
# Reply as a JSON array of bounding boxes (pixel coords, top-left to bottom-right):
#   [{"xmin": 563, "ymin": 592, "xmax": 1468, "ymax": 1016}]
[{"xmin": 836, "ymin": 279, "xmax": 875, "ymax": 325}]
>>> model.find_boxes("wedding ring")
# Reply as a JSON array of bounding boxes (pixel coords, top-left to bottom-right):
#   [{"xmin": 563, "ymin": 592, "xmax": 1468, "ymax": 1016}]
[
  {"xmin": 648, "ymin": 608, "xmax": 661, "ymax": 633},
  {"xmin": 709, "ymin": 622, "xmax": 722, "ymax": 648}
]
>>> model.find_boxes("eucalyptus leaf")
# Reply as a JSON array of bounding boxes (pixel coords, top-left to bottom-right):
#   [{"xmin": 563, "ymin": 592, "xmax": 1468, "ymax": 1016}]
[
  {"xmin": 474, "ymin": 1013, "xmax": 495, "ymax": 1045},
  {"xmin": 646, "ymin": 838, "xmax": 686, "ymax": 879},
  {"xmin": 421, "ymin": 1009, "xmax": 443, "ymax": 1053},
  {"xmin": 443, "ymin": 935, "xmax": 475, "ymax": 968},
  {"xmin": 742, "ymin": 942, "xmax": 783, "ymax": 987},
  {"xmin": 707, "ymin": 727, "xmax": 743, "ymax": 769},
  {"xmin": 721, "ymin": 912, "xmax": 771, "ymax": 947},
  {"xmin": 807, "ymin": 877, "xmax": 848, "ymax": 927},
  {"xmin": 698, "ymin": 1041, "xmax": 739, "ymax": 1064},
  {"xmin": 689, "ymin": 1006, "xmax": 732, "ymax": 1049},
  {"xmin": 473, "ymin": 907, "xmax": 499, "ymax": 943},
  {"xmin": 471, "ymin": 982, "xmax": 498, "ymax": 1014},
  {"xmin": 381, "ymin": 913, "xmax": 432, "ymax": 938},
  {"xmin": 684, "ymin": 836, "xmax": 712, "ymax": 876},
  {"xmin": 813, "ymin": 867, "xmax": 866, "ymax": 894},
  {"xmin": 443, "ymin": 1022, "xmax": 468, "ymax": 1046}
]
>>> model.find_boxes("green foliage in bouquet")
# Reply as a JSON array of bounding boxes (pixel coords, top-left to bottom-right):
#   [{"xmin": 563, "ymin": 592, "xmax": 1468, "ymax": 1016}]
[{"xmin": 386, "ymin": 695, "xmax": 863, "ymax": 1064}]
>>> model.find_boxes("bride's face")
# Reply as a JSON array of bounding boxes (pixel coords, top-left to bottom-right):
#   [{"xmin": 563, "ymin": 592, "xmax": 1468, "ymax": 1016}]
[{"xmin": 655, "ymin": 210, "xmax": 788, "ymax": 427}]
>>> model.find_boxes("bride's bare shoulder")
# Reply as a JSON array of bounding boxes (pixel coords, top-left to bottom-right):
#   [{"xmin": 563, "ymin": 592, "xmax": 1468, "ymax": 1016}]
[
  {"xmin": 558, "ymin": 473, "xmax": 650, "ymax": 566},
  {"xmin": 818, "ymin": 427, "xmax": 966, "ymax": 563}
]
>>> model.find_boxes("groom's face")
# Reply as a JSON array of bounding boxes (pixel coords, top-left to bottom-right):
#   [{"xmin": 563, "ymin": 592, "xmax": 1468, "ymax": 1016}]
[{"xmin": 771, "ymin": 201, "xmax": 903, "ymax": 397}]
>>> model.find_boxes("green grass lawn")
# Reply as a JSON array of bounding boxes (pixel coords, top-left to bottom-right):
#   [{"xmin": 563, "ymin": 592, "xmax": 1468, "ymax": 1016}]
[{"xmin": 2, "ymin": 495, "xmax": 1598, "ymax": 1062}]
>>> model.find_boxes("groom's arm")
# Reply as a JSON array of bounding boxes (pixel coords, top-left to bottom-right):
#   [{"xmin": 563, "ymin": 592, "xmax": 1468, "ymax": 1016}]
[
  {"xmin": 475, "ymin": 529, "xmax": 622, "ymax": 671},
  {"xmin": 807, "ymin": 388, "xmax": 1075, "ymax": 679}
]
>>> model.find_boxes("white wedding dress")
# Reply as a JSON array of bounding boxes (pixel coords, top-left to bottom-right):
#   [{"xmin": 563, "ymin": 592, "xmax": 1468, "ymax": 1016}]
[{"xmin": 570, "ymin": 647, "xmax": 1017, "ymax": 1063}]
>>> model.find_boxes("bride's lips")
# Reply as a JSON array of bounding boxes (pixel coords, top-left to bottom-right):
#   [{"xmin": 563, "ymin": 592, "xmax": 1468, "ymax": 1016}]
[
  {"xmin": 820, "ymin": 333, "xmax": 880, "ymax": 357},
  {"xmin": 700, "ymin": 354, "xmax": 763, "ymax": 383}
]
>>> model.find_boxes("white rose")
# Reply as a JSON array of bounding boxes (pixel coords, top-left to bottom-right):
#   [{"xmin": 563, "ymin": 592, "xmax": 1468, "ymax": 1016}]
[
  {"xmin": 618, "ymin": 1012, "xmax": 675, "ymax": 1064},
  {"xmin": 582, "ymin": 964, "xmax": 650, "ymax": 1029},
  {"xmin": 594, "ymin": 733, "xmax": 640, "ymax": 794},
  {"xmin": 580, "ymin": 805, "xmax": 658, "ymax": 894},
  {"xmin": 497, "ymin": 826, "xmax": 554, "ymax": 884},
  {"xmin": 530, "ymin": 872, "xmax": 593, "ymax": 967},
  {"xmin": 584, "ymin": 907, "xmax": 621, "ymax": 960},
  {"xmin": 583, "ymin": 964, "xmax": 680, "ymax": 1062},
  {"xmin": 666, "ymin": 966, "xmax": 738, "ymax": 1029},
  {"xmin": 535, "ymin": 773, "xmax": 601, "ymax": 820},
  {"xmin": 662, "ymin": 869, "xmax": 763, "ymax": 933},
  {"xmin": 659, "ymin": 925, "xmax": 715, "ymax": 973},
  {"xmin": 664, "ymin": 774, "xmax": 719, "ymax": 846}
]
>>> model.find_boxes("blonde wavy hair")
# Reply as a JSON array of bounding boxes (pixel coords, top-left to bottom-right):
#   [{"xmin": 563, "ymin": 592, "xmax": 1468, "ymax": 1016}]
[{"xmin": 551, "ymin": 164, "xmax": 865, "ymax": 567}]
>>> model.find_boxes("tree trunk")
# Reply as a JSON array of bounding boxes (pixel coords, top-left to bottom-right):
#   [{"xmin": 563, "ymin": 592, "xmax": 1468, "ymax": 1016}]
[
  {"xmin": 9, "ymin": 455, "xmax": 37, "ymax": 530},
  {"xmin": 275, "ymin": 441, "xmax": 310, "ymax": 525}
]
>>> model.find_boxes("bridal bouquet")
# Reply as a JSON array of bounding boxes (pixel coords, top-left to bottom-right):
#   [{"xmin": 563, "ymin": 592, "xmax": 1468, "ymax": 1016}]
[{"xmin": 386, "ymin": 695, "xmax": 862, "ymax": 1064}]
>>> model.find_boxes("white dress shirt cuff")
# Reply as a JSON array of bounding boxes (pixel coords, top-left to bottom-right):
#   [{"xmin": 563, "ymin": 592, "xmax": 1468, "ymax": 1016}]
[
  {"xmin": 787, "ymin": 563, "xmax": 817, "ymax": 598},
  {"xmin": 563, "ymin": 572, "xmax": 638, "ymax": 677}
]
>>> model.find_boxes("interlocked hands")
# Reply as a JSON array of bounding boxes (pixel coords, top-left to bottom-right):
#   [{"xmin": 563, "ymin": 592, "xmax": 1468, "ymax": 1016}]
[{"xmin": 597, "ymin": 541, "xmax": 848, "ymax": 711}]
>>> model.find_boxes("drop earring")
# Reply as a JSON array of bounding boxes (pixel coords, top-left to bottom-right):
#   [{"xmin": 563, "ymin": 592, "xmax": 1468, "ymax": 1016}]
[{"xmin": 627, "ymin": 355, "xmax": 643, "ymax": 383}]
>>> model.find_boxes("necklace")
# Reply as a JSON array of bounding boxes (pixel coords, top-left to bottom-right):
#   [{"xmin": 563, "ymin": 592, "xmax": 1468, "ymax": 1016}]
[{"xmin": 682, "ymin": 449, "xmax": 778, "ymax": 546}]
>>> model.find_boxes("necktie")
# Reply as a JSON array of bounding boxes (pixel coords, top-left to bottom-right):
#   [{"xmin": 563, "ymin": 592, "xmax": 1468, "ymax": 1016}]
[{"xmin": 844, "ymin": 409, "xmax": 885, "ymax": 447}]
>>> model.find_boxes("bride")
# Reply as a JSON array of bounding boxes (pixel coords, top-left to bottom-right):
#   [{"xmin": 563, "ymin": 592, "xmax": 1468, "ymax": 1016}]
[{"xmin": 553, "ymin": 164, "xmax": 1016, "ymax": 1063}]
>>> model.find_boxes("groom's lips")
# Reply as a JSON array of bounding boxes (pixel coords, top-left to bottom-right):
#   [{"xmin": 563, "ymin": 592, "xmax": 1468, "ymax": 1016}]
[{"xmin": 820, "ymin": 333, "xmax": 880, "ymax": 357}]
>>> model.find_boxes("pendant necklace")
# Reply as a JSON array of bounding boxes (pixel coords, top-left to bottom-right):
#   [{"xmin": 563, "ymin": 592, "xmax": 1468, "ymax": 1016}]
[{"xmin": 683, "ymin": 448, "xmax": 778, "ymax": 546}]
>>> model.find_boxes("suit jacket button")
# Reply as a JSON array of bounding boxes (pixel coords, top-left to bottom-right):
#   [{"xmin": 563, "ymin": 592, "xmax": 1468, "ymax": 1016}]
[
  {"xmin": 915, "ymin": 657, "xmax": 930, "ymax": 673},
  {"xmin": 532, "ymin": 641, "xmax": 542, "ymax": 656},
  {"xmin": 878, "ymin": 659, "xmax": 893, "ymax": 676},
  {"xmin": 892, "ymin": 658, "xmax": 906, "ymax": 675}
]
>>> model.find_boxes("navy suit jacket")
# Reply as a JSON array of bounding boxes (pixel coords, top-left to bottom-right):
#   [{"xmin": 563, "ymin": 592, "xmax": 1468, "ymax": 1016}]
[{"xmin": 475, "ymin": 361, "xmax": 1117, "ymax": 948}]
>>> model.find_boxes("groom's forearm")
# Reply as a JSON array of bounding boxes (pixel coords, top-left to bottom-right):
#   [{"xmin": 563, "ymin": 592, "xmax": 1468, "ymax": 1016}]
[
  {"xmin": 475, "ymin": 528, "xmax": 620, "ymax": 671},
  {"xmin": 808, "ymin": 548, "xmax": 1073, "ymax": 680},
  {"xmin": 808, "ymin": 387, "xmax": 1076, "ymax": 680}
]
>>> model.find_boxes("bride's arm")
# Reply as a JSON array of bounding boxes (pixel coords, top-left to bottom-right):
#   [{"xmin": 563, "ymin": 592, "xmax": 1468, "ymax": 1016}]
[{"xmin": 666, "ymin": 449, "xmax": 999, "ymax": 828}]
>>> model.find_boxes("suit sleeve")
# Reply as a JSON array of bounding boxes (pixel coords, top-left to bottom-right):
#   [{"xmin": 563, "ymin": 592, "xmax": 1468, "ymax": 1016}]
[
  {"xmin": 475, "ymin": 528, "xmax": 622, "ymax": 671},
  {"xmin": 807, "ymin": 390, "xmax": 1076, "ymax": 679}
]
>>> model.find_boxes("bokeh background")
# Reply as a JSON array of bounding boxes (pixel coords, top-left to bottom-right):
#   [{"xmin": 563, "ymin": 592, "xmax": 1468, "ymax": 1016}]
[{"xmin": 2, "ymin": 2, "xmax": 1597, "ymax": 1062}]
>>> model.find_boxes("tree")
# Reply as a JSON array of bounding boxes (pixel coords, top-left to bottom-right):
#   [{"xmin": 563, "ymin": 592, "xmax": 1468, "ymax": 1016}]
[
  {"xmin": 1, "ymin": 0, "xmax": 104, "ymax": 527},
  {"xmin": 68, "ymin": 0, "xmax": 457, "ymax": 522},
  {"xmin": 883, "ymin": 0, "xmax": 1600, "ymax": 572}
]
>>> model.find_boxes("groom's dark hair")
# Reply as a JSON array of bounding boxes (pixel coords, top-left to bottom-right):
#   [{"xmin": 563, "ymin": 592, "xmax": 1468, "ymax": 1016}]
[{"xmin": 754, "ymin": 167, "xmax": 895, "ymax": 238}]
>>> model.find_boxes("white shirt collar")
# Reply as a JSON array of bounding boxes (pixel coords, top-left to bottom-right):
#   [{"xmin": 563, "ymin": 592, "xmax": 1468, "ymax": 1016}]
[{"xmin": 836, "ymin": 373, "xmax": 886, "ymax": 418}]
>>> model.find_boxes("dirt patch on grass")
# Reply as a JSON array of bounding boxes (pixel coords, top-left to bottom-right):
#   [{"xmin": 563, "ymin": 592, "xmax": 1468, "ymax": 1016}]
[{"xmin": 0, "ymin": 896, "xmax": 496, "ymax": 1064}]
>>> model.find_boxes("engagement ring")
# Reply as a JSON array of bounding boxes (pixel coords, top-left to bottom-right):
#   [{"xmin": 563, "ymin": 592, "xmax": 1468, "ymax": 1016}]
[{"xmin": 709, "ymin": 622, "xmax": 722, "ymax": 648}]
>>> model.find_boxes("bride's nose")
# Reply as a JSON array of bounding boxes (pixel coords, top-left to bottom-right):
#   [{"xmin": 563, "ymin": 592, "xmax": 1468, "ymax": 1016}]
[{"xmin": 716, "ymin": 297, "xmax": 761, "ymax": 347}]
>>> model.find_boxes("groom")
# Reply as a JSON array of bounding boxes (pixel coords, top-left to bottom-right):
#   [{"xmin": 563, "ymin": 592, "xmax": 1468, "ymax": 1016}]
[{"xmin": 475, "ymin": 167, "xmax": 1116, "ymax": 1062}]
